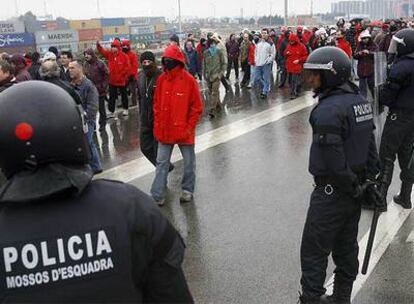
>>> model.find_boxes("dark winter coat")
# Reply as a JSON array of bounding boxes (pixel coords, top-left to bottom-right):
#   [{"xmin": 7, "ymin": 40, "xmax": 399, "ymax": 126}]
[
  {"xmin": 184, "ymin": 47, "xmax": 200, "ymax": 76},
  {"xmin": 354, "ymin": 40, "xmax": 378, "ymax": 78},
  {"xmin": 83, "ymin": 48, "xmax": 109, "ymax": 97}
]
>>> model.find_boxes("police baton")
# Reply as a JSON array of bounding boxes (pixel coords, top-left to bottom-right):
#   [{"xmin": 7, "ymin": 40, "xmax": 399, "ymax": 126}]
[{"xmin": 361, "ymin": 208, "xmax": 381, "ymax": 275}]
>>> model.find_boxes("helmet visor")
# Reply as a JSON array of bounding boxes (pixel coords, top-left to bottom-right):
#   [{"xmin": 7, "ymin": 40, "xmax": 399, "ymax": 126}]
[
  {"xmin": 388, "ymin": 35, "xmax": 405, "ymax": 55},
  {"xmin": 303, "ymin": 61, "xmax": 334, "ymax": 71}
]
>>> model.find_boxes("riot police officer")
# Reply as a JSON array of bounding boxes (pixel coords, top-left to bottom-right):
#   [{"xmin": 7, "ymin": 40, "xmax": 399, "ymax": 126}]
[
  {"xmin": 375, "ymin": 29, "xmax": 414, "ymax": 210},
  {"xmin": 299, "ymin": 47, "xmax": 380, "ymax": 304},
  {"xmin": 0, "ymin": 81, "xmax": 193, "ymax": 303}
]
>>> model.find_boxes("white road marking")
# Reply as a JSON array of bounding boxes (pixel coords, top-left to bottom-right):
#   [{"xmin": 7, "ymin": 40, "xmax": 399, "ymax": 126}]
[
  {"xmin": 97, "ymin": 93, "xmax": 315, "ymax": 182},
  {"xmin": 325, "ymin": 202, "xmax": 413, "ymax": 301},
  {"xmin": 406, "ymin": 229, "xmax": 414, "ymax": 243}
]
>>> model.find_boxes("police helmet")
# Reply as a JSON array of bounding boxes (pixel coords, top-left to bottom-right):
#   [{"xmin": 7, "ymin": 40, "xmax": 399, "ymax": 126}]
[
  {"xmin": 0, "ymin": 81, "xmax": 90, "ymax": 178},
  {"xmin": 303, "ymin": 46, "xmax": 351, "ymax": 88},
  {"xmin": 389, "ymin": 28, "xmax": 414, "ymax": 57}
]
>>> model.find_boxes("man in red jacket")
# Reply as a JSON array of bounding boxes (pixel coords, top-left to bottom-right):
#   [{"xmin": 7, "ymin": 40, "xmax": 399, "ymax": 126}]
[
  {"xmin": 96, "ymin": 39, "xmax": 131, "ymax": 118},
  {"xmin": 122, "ymin": 39, "xmax": 139, "ymax": 107},
  {"xmin": 151, "ymin": 45, "xmax": 204, "ymax": 206},
  {"xmin": 284, "ymin": 33, "xmax": 308, "ymax": 99}
]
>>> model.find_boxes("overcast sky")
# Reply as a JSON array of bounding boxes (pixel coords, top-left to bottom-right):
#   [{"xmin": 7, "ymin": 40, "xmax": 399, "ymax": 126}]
[{"xmin": 2, "ymin": 0, "xmax": 334, "ymax": 20}]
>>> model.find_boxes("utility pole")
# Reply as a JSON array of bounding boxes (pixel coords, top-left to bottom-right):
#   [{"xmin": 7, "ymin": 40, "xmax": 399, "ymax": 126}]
[
  {"xmin": 269, "ymin": 2, "xmax": 272, "ymax": 27},
  {"xmin": 310, "ymin": 0, "xmax": 313, "ymax": 18},
  {"xmin": 43, "ymin": 0, "xmax": 47, "ymax": 16},
  {"xmin": 178, "ymin": 0, "xmax": 182, "ymax": 33},
  {"xmin": 96, "ymin": 0, "xmax": 102, "ymax": 17},
  {"xmin": 284, "ymin": 0, "xmax": 288, "ymax": 26},
  {"xmin": 14, "ymin": 0, "xmax": 19, "ymax": 16}
]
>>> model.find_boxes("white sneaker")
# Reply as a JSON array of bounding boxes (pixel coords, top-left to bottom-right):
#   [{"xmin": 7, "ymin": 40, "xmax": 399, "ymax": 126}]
[
  {"xmin": 180, "ymin": 191, "xmax": 194, "ymax": 203},
  {"xmin": 122, "ymin": 110, "xmax": 129, "ymax": 116}
]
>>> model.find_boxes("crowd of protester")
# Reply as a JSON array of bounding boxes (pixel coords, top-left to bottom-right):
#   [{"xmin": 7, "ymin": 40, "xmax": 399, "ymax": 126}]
[{"xmin": 0, "ymin": 17, "xmax": 412, "ymax": 180}]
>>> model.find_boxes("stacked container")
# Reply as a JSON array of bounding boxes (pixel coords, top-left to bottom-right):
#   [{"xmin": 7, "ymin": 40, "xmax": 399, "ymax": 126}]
[
  {"xmin": 35, "ymin": 29, "xmax": 79, "ymax": 54},
  {"xmin": 0, "ymin": 20, "xmax": 35, "ymax": 54}
]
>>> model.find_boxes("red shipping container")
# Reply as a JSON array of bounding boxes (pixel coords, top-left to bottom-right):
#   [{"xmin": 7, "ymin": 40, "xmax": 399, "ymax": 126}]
[
  {"xmin": 47, "ymin": 22, "xmax": 58, "ymax": 31},
  {"xmin": 78, "ymin": 29, "xmax": 103, "ymax": 42}
]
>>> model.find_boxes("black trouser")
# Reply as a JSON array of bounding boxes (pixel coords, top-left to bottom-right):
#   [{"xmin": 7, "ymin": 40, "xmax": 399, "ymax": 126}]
[
  {"xmin": 109, "ymin": 84, "xmax": 128, "ymax": 113},
  {"xmin": 279, "ymin": 60, "xmax": 288, "ymax": 86},
  {"xmin": 221, "ymin": 75, "xmax": 231, "ymax": 91},
  {"xmin": 300, "ymin": 186, "xmax": 361, "ymax": 298},
  {"xmin": 128, "ymin": 76, "xmax": 138, "ymax": 106},
  {"xmin": 379, "ymin": 109, "xmax": 414, "ymax": 184},
  {"xmin": 140, "ymin": 129, "xmax": 158, "ymax": 167},
  {"xmin": 98, "ymin": 96, "xmax": 107, "ymax": 127},
  {"xmin": 240, "ymin": 60, "xmax": 250, "ymax": 86},
  {"xmin": 226, "ymin": 57, "xmax": 239, "ymax": 79},
  {"xmin": 290, "ymin": 73, "xmax": 301, "ymax": 97}
]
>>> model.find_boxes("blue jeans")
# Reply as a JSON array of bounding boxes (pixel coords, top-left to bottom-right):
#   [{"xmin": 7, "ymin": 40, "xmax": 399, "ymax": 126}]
[
  {"xmin": 255, "ymin": 63, "xmax": 272, "ymax": 94},
  {"xmin": 87, "ymin": 121, "xmax": 102, "ymax": 173},
  {"xmin": 249, "ymin": 66, "xmax": 256, "ymax": 86},
  {"xmin": 151, "ymin": 143, "xmax": 196, "ymax": 201}
]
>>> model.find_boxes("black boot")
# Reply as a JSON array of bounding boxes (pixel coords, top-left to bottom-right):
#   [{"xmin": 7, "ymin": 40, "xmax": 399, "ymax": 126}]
[
  {"xmin": 394, "ymin": 182, "xmax": 413, "ymax": 209},
  {"xmin": 298, "ymin": 294, "xmax": 323, "ymax": 304},
  {"xmin": 321, "ymin": 280, "xmax": 352, "ymax": 304}
]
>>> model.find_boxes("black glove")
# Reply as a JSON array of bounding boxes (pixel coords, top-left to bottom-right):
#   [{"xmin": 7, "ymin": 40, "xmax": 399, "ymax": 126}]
[{"xmin": 352, "ymin": 180, "xmax": 377, "ymax": 199}]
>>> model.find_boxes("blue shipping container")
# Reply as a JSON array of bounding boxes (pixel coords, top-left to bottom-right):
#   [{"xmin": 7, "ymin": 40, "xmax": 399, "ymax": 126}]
[
  {"xmin": 100, "ymin": 18, "xmax": 125, "ymax": 27},
  {"xmin": 0, "ymin": 33, "xmax": 35, "ymax": 48},
  {"xmin": 102, "ymin": 34, "xmax": 130, "ymax": 42}
]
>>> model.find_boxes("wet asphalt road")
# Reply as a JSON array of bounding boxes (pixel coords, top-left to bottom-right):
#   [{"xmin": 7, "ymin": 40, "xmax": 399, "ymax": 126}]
[{"xmin": 95, "ymin": 77, "xmax": 414, "ymax": 303}]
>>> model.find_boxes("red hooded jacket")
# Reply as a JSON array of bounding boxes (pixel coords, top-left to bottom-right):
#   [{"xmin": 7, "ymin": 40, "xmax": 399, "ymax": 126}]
[
  {"xmin": 122, "ymin": 40, "xmax": 139, "ymax": 79},
  {"xmin": 336, "ymin": 37, "xmax": 352, "ymax": 58},
  {"xmin": 153, "ymin": 45, "xmax": 204, "ymax": 145},
  {"xmin": 248, "ymin": 43, "xmax": 256, "ymax": 66},
  {"xmin": 97, "ymin": 39, "xmax": 131, "ymax": 86},
  {"xmin": 284, "ymin": 34, "xmax": 308, "ymax": 74}
]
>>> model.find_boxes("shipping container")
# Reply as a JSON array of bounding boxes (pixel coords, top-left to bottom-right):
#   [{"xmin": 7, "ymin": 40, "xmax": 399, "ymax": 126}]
[
  {"xmin": 0, "ymin": 20, "xmax": 25, "ymax": 34},
  {"xmin": 78, "ymin": 29, "xmax": 103, "ymax": 41},
  {"xmin": 100, "ymin": 18, "xmax": 125, "ymax": 27},
  {"xmin": 0, "ymin": 33, "xmax": 35, "ymax": 49},
  {"xmin": 0, "ymin": 45, "xmax": 36, "ymax": 55},
  {"xmin": 102, "ymin": 25, "xmax": 129, "ymax": 36},
  {"xmin": 129, "ymin": 25, "xmax": 155, "ymax": 35},
  {"xmin": 130, "ymin": 34, "xmax": 155, "ymax": 43},
  {"xmin": 39, "ymin": 21, "xmax": 58, "ymax": 31},
  {"xmin": 78, "ymin": 40, "xmax": 97, "ymax": 52},
  {"xmin": 154, "ymin": 23, "xmax": 166, "ymax": 32},
  {"xmin": 36, "ymin": 42, "xmax": 79, "ymax": 54},
  {"xmin": 102, "ymin": 34, "xmax": 130, "ymax": 42},
  {"xmin": 69, "ymin": 19, "xmax": 102, "ymax": 30},
  {"xmin": 35, "ymin": 30, "xmax": 79, "ymax": 45}
]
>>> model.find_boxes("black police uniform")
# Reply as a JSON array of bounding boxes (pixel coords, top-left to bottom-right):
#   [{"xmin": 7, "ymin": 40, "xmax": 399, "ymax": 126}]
[
  {"xmin": 0, "ymin": 82, "xmax": 192, "ymax": 303},
  {"xmin": 137, "ymin": 69, "xmax": 162, "ymax": 167},
  {"xmin": 300, "ymin": 82, "xmax": 378, "ymax": 300},
  {"xmin": 0, "ymin": 177, "xmax": 193, "ymax": 302},
  {"xmin": 378, "ymin": 54, "xmax": 414, "ymax": 203}
]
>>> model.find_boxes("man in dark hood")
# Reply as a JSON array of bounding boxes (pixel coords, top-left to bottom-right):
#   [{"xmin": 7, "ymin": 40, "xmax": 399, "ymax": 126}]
[
  {"xmin": 10, "ymin": 54, "xmax": 31, "ymax": 82},
  {"xmin": 83, "ymin": 48, "xmax": 109, "ymax": 131},
  {"xmin": 28, "ymin": 52, "xmax": 42, "ymax": 80},
  {"xmin": 137, "ymin": 51, "xmax": 173, "ymax": 171}
]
